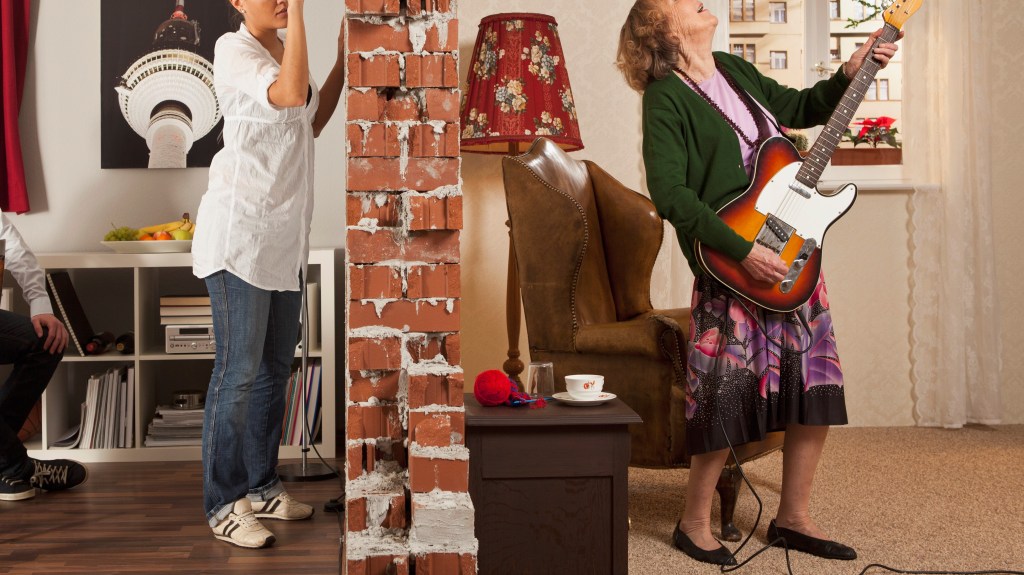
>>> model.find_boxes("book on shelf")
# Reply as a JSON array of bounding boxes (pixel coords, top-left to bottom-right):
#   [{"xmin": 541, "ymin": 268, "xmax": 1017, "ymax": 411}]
[
  {"xmin": 159, "ymin": 295, "xmax": 211, "ymax": 306},
  {"xmin": 280, "ymin": 361, "xmax": 322, "ymax": 446},
  {"xmin": 160, "ymin": 315, "xmax": 213, "ymax": 325},
  {"xmin": 44, "ymin": 271, "xmax": 95, "ymax": 357},
  {"xmin": 68, "ymin": 367, "xmax": 133, "ymax": 450},
  {"xmin": 159, "ymin": 305, "xmax": 212, "ymax": 316}
]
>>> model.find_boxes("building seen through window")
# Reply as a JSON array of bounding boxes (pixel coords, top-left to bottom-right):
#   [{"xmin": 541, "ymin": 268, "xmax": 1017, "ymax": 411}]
[{"xmin": 726, "ymin": 0, "xmax": 903, "ymax": 164}]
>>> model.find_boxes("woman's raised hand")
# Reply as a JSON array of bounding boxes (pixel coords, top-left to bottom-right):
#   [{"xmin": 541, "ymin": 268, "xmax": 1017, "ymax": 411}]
[
  {"xmin": 741, "ymin": 243, "xmax": 789, "ymax": 284},
  {"xmin": 844, "ymin": 27, "xmax": 903, "ymax": 78}
]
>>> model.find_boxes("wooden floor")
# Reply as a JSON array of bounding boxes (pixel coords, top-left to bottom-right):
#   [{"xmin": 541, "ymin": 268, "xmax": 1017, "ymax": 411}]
[{"xmin": 0, "ymin": 459, "xmax": 344, "ymax": 575}]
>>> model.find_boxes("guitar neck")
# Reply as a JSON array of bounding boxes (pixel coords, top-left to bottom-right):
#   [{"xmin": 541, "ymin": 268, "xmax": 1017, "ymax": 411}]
[{"xmin": 797, "ymin": 23, "xmax": 902, "ymax": 188}]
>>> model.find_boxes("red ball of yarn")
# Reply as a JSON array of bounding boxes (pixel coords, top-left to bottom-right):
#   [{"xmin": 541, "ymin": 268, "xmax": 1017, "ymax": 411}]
[{"xmin": 474, "ymin": 369, "xmax": 513, "ymax": 406}]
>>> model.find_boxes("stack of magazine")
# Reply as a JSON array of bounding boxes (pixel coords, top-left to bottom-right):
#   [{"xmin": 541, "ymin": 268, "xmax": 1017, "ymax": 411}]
[
  {"xmin": 144, "ymin": 405, "xmax": 204, "ymax": 447},
  {"xmin": 51, "ymin": 366, "xmax": 135, "ymax": 449}
]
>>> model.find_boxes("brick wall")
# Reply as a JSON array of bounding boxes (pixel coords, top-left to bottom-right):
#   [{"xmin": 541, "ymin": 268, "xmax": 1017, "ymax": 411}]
[{"xmin": 344, "ymin": 1, "xmax": 477, "ymax": 573}]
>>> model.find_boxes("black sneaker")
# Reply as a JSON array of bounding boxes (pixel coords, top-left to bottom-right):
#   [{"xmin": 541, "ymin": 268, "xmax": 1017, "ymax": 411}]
[
  {"xmin": 30, "ymin": 458, "xmax": 88, "ymax": 491},
  {"xmin": 0, "ymin": 473, "xmax": 36, "ymax": 501}
]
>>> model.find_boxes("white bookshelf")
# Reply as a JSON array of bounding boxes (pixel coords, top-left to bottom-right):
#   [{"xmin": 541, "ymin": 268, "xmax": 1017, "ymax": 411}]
[{"xmin": 13, "ymin": 249, "xmax": 339, "ymax": 463}]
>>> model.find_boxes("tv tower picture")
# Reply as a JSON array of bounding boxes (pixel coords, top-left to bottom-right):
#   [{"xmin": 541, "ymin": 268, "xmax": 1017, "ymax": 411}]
[{"xmin": 113, "ymin": 1, "xmax": 221, "ymax": 169}]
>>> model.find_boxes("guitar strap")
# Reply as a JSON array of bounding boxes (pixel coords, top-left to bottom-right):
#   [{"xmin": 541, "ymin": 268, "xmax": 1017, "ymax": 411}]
[{"xmin": 717, "ymin": 63, "xmax": 782, "ymax": 145}]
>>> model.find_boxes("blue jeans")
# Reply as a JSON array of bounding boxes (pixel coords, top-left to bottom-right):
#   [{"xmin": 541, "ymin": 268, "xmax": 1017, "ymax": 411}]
[
  {"xmin": 0, "ymin": 310, "xmax": 63, "ymax": 480},
  {"xmin": 202, "ymin": 271, "xmax": 301, "ymax": 526}
]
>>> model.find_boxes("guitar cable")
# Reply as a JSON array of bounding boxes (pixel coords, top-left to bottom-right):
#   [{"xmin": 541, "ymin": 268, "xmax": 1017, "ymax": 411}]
[{"xmin": 702, "ymin": 289, "xmax": 1024, "ymax": 575}]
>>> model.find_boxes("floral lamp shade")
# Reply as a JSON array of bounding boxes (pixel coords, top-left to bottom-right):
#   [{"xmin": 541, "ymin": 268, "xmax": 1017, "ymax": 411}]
[{"xmin": 460, "ymin": 13, "xmax": 583, "ymax": 154}]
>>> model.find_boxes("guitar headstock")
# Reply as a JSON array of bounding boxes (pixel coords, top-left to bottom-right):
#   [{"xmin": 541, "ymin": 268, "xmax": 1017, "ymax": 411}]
[{"xmin": 883, "ymin": 0, "xmax": 924, "ymax": 30}]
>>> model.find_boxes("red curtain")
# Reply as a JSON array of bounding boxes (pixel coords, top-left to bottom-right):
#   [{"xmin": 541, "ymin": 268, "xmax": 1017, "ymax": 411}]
[{"xmin": 1, "ymin": 0, "xmax": 31, "ymax": 213}]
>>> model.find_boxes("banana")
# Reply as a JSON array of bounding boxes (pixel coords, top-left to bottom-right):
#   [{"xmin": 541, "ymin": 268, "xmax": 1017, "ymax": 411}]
[
  {"xmin": 139, "ymin": 219, "xmax": 182, "ymax": 234},
  {"xmin": 139, "ymin": 212, "xmax": 192, "ymax": 235}
]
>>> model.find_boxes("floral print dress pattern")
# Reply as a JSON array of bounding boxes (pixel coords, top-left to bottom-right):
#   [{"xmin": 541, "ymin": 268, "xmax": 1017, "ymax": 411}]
[{"xmin": 685, "ymin": 274, "xmax": 848, "ymax": 455}]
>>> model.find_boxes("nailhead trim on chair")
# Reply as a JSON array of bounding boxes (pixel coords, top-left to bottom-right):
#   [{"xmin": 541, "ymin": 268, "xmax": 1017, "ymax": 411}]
[{"xmin": 510, "ymin": 155, "xmax": 589, "ymax": 345}]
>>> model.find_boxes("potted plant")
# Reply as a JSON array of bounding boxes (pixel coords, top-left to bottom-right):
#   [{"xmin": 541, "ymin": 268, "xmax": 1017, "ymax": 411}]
[{"xmin": 833, "ymin": 116, "xmax": 903, "ymax": 165}]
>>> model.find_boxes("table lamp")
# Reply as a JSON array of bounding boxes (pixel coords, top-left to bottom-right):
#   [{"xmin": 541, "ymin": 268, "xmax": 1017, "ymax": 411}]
[{"xmin": 460, "ymin": 12, "xmax": 584, "ymax": 384}]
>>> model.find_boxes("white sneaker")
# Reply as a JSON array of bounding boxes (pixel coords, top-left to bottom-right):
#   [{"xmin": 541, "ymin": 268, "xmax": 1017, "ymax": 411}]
[
  {"xmin": 251, "ymin": 492, "xmax": 314, "ymax": 521},
  {"xmin": 212, "ymin": 498, "xmax": 276, "ymax": 548}
]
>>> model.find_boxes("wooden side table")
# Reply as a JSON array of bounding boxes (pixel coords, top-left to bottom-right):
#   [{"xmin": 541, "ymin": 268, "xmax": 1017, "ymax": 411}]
[{"xmin": 465, "ymin": 395, "xmax": 642, "ymax": 575}]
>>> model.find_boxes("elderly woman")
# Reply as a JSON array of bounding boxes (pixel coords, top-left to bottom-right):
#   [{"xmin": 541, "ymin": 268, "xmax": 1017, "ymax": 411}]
[{"xmin": 616, "ymin": 0, "xmax": 900, "ymax": 566}]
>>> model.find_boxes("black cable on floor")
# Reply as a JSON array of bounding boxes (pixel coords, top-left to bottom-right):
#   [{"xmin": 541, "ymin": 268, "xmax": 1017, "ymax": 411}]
[{"xmin": 705, "ymin": 288, "xmax": 1023, "ymax": 575}]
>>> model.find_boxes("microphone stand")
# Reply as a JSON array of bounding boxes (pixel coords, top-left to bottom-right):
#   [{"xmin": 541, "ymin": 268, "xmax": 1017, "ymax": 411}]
[{"xmin": 278, "ymin": 277, "xmax": 335, "ymax": 482}]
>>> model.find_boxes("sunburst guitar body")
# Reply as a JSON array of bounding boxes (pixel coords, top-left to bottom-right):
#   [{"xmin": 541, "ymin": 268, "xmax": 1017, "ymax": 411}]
[
  {"xmin": 694, "ymin": 0, "xmax": 923, "ymax": 313},
  {"xmin": 695, "ymin": 137, "xmax": 855, "ymax": 312}
]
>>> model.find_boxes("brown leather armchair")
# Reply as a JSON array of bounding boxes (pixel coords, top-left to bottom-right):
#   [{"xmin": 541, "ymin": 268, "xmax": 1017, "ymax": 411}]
[{"xmin": 501, "ymin": 137, "xmax": 783, "ymax": 540}]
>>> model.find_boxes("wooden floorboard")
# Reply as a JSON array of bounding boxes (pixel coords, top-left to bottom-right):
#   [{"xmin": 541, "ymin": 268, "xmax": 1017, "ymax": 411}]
[{"xmin": 0, "ymin": 459, "xmax": 344, "ymax": 574}]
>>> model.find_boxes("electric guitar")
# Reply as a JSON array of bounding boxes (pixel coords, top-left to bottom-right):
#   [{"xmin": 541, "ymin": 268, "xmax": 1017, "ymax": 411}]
[{"xmin": 694, "ymin": 0, "xmax": 922, "ymax": 313}]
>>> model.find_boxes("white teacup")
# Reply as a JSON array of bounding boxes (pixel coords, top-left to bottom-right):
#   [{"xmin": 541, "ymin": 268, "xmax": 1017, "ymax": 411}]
[{"xmin": 565, "ymin": 374, "xmax": 604, "ymax": 400}]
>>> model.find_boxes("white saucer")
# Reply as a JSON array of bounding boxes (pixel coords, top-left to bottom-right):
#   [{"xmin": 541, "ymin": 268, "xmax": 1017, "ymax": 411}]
[{"xmin": 552, "ymin": 391, "xmax": 617, "ymax": 406}]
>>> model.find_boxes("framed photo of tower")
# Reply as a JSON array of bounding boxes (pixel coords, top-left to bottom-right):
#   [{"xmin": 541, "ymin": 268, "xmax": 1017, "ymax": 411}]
[{"xmin": 101, "ymin": 1, "xmax": 235, "ymax": 169}]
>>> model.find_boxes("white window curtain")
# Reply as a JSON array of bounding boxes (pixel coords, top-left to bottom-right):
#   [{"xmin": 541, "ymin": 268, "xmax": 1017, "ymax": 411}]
[{"xmin": 903, "ymin": 1, "xmax": 1002, "ymax": 427}]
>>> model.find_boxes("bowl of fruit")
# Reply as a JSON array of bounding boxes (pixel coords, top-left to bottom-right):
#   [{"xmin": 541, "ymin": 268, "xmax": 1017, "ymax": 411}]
[{"xmin": 101, "ymin": 213, "xmax": 195, "ymax": 253}]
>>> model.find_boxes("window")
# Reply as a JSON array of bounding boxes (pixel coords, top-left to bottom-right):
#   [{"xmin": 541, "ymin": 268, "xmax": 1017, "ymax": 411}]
[
  {"xmin": 878, "ymin": 79, "xmax": 889, "ymax": 100},
  {"xmin": 731, "ymin": 43, "xmax": 756, "ymax": 63},
  {"xmin": 851, "ymin": 0, "xmax": 881, "ymax": 22},
  {"xmin": 770, "ymin": 51, "xmax": 788, "ymax": 70},
  {"xmin": 723, "ymin": 0, "xmax": 906, "ymax": 172},
  {"xmin": 731, "ymin": 0, "xmax": 754, "ymax": 22},
  {"xmin": 866, "ymin": 81, "xmax": 877, "ymax": 100},
  {"xmin": 769, "ymin": 2, "xmax": 787, "ymax": 23}
]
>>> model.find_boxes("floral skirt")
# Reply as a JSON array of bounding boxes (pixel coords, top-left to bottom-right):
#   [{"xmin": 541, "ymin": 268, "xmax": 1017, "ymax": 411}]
[{"xmin": 685, "ymin": 273, "xmax": 848, "ymax": 455}]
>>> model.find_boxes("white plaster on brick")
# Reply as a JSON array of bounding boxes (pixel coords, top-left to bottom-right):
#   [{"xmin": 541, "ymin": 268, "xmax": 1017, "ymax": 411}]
[
  {"xmin": 362, "ymin": 298, "xmax": 396, "ymax": 317},
  {"xmin": 355, "ymin": 218, "xmax": 380, "ymax": 232},
  {"xmin": 346, "ymin": 531, "xmax": 409, "ymax": 561},
  {"xmin": 398, "ymin": 366, "xmax": 410, "ymax": 430},
  {"xmin": 398, "ymin": 123, "xmax": 410, "ymax": 176},
  {"xmin": 349, "ymin": 326, "xmax": 405, "ymax": 339},
  {"xmin": 409, "ymin": 404, "xmax": 463, "ymax": 414},
  {"xmin": 408, "ymin": 20, "xmax": 428, "ymax": 54},
  {"xmin": 356, "ymin": 48, "xmax": 390, "ymax": 59},
  {"xmin": 409, "ymin": 443, "xmax": 469, "ymax": 461},
  {"xmin": 408, "ymin": 491, "xmax": 477, "ymax": 552}
]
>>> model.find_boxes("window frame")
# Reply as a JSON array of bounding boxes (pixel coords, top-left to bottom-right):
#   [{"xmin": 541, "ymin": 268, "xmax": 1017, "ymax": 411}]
[
  {"xmin": 770, "ymin": 50, "xmax": 788, "ymax": 70},
  {"xmin": 730, "ymin": 0, "xmax": 755, "ymax": 22},
  {"xmin": 769, "ymin": 2, "xmax": 787, "ymax": 24}
]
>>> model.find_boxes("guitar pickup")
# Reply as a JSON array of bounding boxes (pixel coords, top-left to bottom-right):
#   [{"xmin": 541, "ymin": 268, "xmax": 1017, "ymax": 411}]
[
  {"xmin": 755, "ymin": 215, "xmax": 796, "ymax": 253},
  {"xmin": 779, "ymin": 238, "xmax": 817, "ymax": 294}
]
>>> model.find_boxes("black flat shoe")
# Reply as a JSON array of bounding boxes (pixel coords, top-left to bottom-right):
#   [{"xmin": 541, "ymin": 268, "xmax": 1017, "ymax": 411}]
[
  {"xmin": 767, "ymin": 519, "xmax": 857, "ymax": 560},
  {"xmin": 672, "ymin": 523, "xmax": 737, "ymax": 566}
]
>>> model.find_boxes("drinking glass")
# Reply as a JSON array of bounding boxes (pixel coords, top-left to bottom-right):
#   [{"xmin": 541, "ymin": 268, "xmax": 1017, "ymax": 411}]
[{"xmin": 525, "ymin": 361, "xmax": 555, "ymax": 399}]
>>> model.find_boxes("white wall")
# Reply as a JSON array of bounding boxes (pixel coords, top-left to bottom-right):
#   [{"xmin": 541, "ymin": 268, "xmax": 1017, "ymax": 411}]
[
  {"xmin": 990, "ymin": 3, "xmax": 1024, "ymax": 424},
  {"xmin": 13, "ymin": 0, "xmax": 346, "ymax": 253}
]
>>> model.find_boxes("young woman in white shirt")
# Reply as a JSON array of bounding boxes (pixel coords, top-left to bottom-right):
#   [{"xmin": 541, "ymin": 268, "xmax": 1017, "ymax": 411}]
[{"xmin": 192, "ymin": 0, "xmax": 344, "ymax": 549}]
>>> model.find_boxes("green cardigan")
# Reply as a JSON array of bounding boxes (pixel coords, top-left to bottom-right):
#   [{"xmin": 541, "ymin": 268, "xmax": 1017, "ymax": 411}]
[{"xmin": 642, "ymin": 52, "xmax": 851, "ymax": 276}]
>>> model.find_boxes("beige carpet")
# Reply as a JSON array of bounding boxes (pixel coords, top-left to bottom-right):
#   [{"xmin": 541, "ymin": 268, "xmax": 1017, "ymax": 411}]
[{"xmin": 628, "ymin": 425, "xmax": 1024, "ymax": 575}]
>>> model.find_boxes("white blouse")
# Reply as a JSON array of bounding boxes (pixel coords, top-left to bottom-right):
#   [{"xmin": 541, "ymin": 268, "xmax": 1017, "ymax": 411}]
[{"xmin": 192, "ymin": 24, "xmax": 320, "ymax": 292}]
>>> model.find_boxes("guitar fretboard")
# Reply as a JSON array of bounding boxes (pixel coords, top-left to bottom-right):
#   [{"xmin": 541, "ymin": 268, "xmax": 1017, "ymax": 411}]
[{"xmin": 796, "ymin": 23, "xmax": 902, "ymax": 188}]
